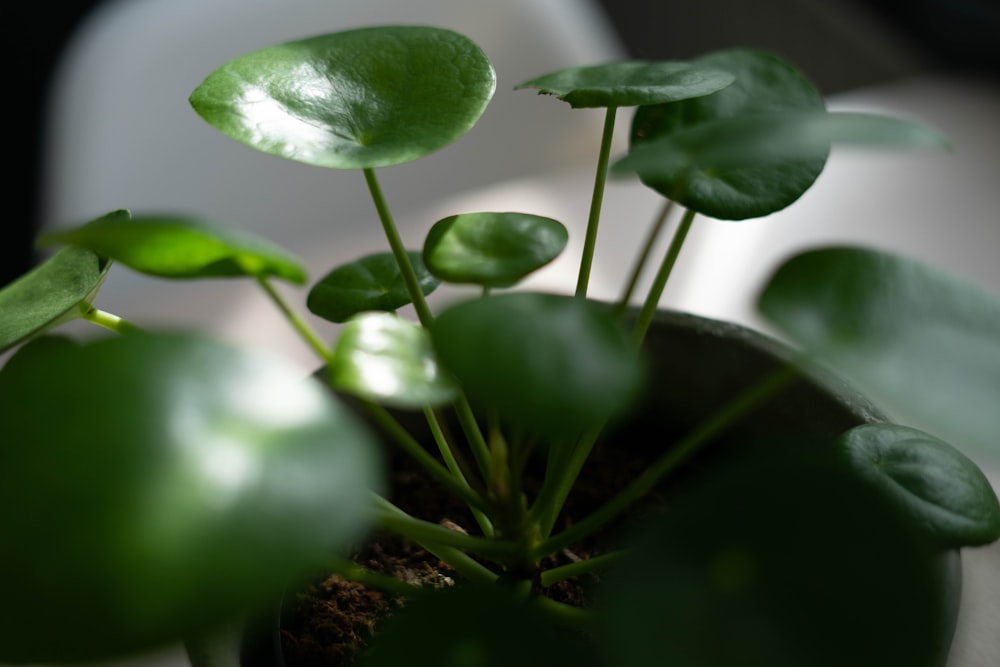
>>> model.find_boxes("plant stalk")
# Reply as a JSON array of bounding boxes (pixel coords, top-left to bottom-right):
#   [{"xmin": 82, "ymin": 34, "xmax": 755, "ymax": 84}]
[
  {"xmin": 255, "ymin": 276, "xmax": 333, "ymax": 361},
  {"xmin": 575, "ymin": 106, "xmax": 618, "ymax": 298},
  {"xmin": 632, "ymin": 207, "xmax": 696, "ymax": 343},
  {"xmin": 79, "ymin": 305, "xmax": 143, "ymax": 335},
  {"xmin": 615, "ymin": 198, "xmax": 675, "ymax": 314}
]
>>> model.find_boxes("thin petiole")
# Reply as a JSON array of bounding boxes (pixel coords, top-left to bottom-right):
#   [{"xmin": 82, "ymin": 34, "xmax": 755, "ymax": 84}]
[
  {"xmin": 79, "ymin": 305, "xmax": 143, "ymax": 335},
  {"xmin": 615, "ymin": 198, "xmax": 676, "ymax": 314},
  {"xmin": 540, "ymin": 550, "xmax": 623, "ymax": 587},
  {"xmin": 632, "ymin": 207, "xmax": 696, "ymax": 344},
  {"xmin": 255, "ymin": 275, "xmax": 333, "ymax": 362},
  {"xmin": 575, "ymin": 106, "xmax": 619, "ymax": 298},
  {"xmin": 325, "ymin": 556, "xmax": 422, "ymax": 597}
]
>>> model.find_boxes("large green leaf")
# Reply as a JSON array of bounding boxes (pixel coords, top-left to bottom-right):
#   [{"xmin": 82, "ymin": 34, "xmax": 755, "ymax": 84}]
[
  {"xmin": 423, "ymin": 212, "xmax": 568, "ymax": 288},
  {"xmin": 515, "ymin": 60, "xmax": 734, "ymax": 108},
  {"xmin": 307, "ymin": 251, "xmax": 438, "ymax": 324},
  {"xmin": 40, "ymin": 214, "xmax": 306, "ymax": 283},
  {"xmin": 839, "ymin": 424, "xmax": 1000, "ymax": 547},
  {"xmin": 759, "ymin": 246, "xmax": 1000, "ymax": 461},
  {"xmin": 0, "ymin": 332, "xmax": 382, "ymax": 663},
  {"xmin": 329, "ymin": 312, "xmax": 458, "ymax": 408},
  {"xmin": 629, "ymin": 48, "xmax": 827, "ymax": 220},
  {"xmin": 614, "ymin": 111, "xmax": 947, "ymax": 179},
  {"xmin": 431, "ymin": 293, "xmax": 643, "ymax": 439},
  {"xmin": 0, "ymin": 243, "xmax": 110, "ymax": 354},
  {"xmin": 189, "ymin": 26, "xmax": 496, "ymax": 169}
]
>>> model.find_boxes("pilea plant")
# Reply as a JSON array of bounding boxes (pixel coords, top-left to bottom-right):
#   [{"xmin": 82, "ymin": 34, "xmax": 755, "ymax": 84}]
[{"xmin": 2, "ymin": 24, "xmax": 1000, "ymax": 667}]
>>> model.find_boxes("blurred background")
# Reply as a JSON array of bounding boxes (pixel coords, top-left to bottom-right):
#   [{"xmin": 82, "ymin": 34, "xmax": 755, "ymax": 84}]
[{"xmin": 6, "ymin": 1, "xmax": 1000, "ymax": 665}]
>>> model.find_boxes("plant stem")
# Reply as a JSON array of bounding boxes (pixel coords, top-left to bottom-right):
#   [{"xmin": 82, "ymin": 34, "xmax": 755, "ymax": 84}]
[
  {"xmin": 452, "ymin": 395, "xmax": 493, "ymax": 480},
  {"xmin": 531, "ymin": 424, "xmax": 603, "ymax": 539},
  {"xmin": 632, "ymin": 207, "xmax": 696, "ymax": 343},
  {"xmin": 533, "ymin": 596, "xmax": 594, "ymax": 626},
  {"xmin": 575, "ymin": 106, "xmax": 618, "ymax": 298},
  {"xmin": 535, "ymin": 364, "xmax": 799, "ymax": 559},
  {"xmin": 79, "ymin": 305, "xmax": 143, "ymax": 335},
  {"xmin": 362, "ymin": 168, "xmax": 434, "ymax": 328},
  {"xmin": 255, "ymin": 276, "xmax": 333, "ymax": 362},
  {"xmin": 615, "ymin": 199, "xmax": 675, "ymax": 314},
  {"xmin": 326, "ymin": 556, "xmax": 422, "ymax": 597},
  {"xmin": 540, "ymin": 550, "xmax": 623, "ymax": 587}
]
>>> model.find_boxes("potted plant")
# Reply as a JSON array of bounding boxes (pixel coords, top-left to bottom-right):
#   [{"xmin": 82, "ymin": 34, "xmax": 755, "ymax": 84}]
[{"xmin": 2, "ymin": 23, "xmax": 999, "ymax": 667}]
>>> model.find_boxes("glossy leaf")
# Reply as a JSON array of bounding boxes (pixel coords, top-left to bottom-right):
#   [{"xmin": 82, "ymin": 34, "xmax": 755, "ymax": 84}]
[
  {"xmin": 0, "ymin": 332, "xmax": 382, "ymax": 663},
  {"xmin": 759, "ymin": 246, "xmax": 1000, "ymax": 461},
  {"xmin": 840, "ymin": 424, "xmax": 1000, "ymax": 547},
  {"xmin": 515, "ymin": 60, "xmax": 734, "ymax": 108},
  {"xmin": 307, "ymin": 251, "xmax": 438, "ymax": 323},
  {"xmin": 189, "ymin": 26, "xmax": 496, "ymax": 169},
  {"xmin": 329, "ymin": 312, "xmax": 458, "ymax": 408},
  {"xmin": 0, "ymin": 242, "xmax": 110, "ymax": 354},
  {"xmin": 423, "ymin": 212, "xmax": 568, "ymax": 288},
  {"xmin": 629, "ymin": 48, "xmax": 827, "ymax": 220},
  {"xmin": 431, "ymin": 293, "xmax": 643, "ymax": 439},
  {"xmin": 40, "ymin": 214, "xmax": 306, "ymax": 283},
  {"xmin": 614, "ymin": 110, "xmax": 948, "ymax": 179},
  {"xmin": 597, "ymin": 448, "xmax": 953, "ymax": 667}
]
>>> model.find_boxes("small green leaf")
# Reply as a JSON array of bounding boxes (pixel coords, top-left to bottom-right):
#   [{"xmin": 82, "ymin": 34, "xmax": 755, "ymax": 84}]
[
  {"xmin": 39, "ymin": 214, "xmax": 306, "ymax": 283},
  {"xmin": 629, "ymin": 48, "xmax": 827, "ymax": 220},
  {"xmin": 189, "ymin": 26, "xmax": 496, "ymax": 169},
  {"xmin": 423, "ymin": 212, "xmax": 568, "ymax": 288},
  {"xmin": 759, "ymin": 246, "xmax": 1000, "ymax": 461},
  {"xmin": 614, "ymin": 110, "xmax": 948, "ymax": 180},
  {"xmin": 329, "ymin": 312, "xmax": 458, "ymax": 408},
  {"xmin": 0, "ymin": 332, "xmax": 382, "ymax": 663},
  {"xmin": 0, "ymin": 220, "xmax": 113, "ymax": 354},
  {"xmin": 431, "ymin": 293, "xmax": 643, "ymax": 439},
  {"xmin": 515, "ymin": 60, "xmax": 734, "ymax": 108},
  {"xmin": 307, "ymin": 251, "xmax": 438, "ymax": 324},
  {"xmin": 840, "ymin": 424, "xmax": 1000, "ymax": 547}
]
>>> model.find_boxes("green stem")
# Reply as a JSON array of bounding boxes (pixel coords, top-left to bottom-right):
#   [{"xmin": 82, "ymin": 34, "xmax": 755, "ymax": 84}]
[
  {"xmin": 255, "ymin": 276, "xmax": 333, "ymax": 362},
  {"xmin": 452, "ymin": 395, "xmax": 493, "ymax": 480},
  {"xmin": 531, "ymin": 424, "xmax": 603, "ymax": 539},
  {"xmin": 540, "ymin": 550, "xmax": 623, "ymax": 587},
  {"xmin": 632, "ymin": 207, "xmax": 696, "ymax": 344},
  {"xmin": 535, "ymin": 364, "xmax": 799, "ymax": 559},
  {"xmin": 615, "ymin": 199, "xmax": 675, "ymax": 314},
  {"xmin": 326, "ymin": 556, "xmax": 421, "ymax": 597},
  {"xmin": 363, "ymin": 168, "xmax": 434, "ymax": 328},
  {"xmin": 575, "ymin": 106, "xmax": 618, "ymax": 298},
  {"xmin": 534, "ymin": 596, "xmax": 593, "ymax": 626},
  {"xmin": 79, "ymin": 305, "xmax": 143, "ymax": 335}
]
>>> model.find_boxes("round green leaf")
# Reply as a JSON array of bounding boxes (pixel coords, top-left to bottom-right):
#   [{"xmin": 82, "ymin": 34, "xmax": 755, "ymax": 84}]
[
  {"xmin": 515, "ymin": 60, "xmax": 735, "ymax": 108},
  {"xmin": 189, "ymin": 26, "xmax": 496, "ymax": 169},
  {"xmin": 629, "ymin": 48, "xmax": 827, "ymax": 220},
  {"xmin": 307, "ymin": 251, "xmax": 438, "ymax": 324},
  {"xmin": 423, "ymin": 212, "xmax": 568, "ymax": 288},
  {"xmin": 39, "ymin": 214, "xmax": 306, "ymax": 283},
  {"xmin": 840, "ymin": 424, "xmax": 1000, "ymax": 547},
  {"xmin": 329, "ymin": 312, "xmax": 458, "ymax": 408},
  {"xmin": 431, "ymin": 293, "xmax": 643, "ymax": 439},
  {"xmin": 0, "ymin": 241, "xmax": 111, "ymax": 354},
  {"xmin": 759, "ymin": 246, "xmax": 1000, "ymax": 462},
  {"xmin": 0, "ymin": 332, "xmax": 382, "ymax": 663},
  {"xmin": 614, "ymin": 111, "xmax": 948, "ymax": 180}
]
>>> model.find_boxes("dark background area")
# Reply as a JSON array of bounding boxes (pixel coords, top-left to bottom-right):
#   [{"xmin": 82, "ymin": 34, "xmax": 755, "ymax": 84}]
[{"xmin": 6, "ymin": 0, "xmax": 998, "ymax": 288}]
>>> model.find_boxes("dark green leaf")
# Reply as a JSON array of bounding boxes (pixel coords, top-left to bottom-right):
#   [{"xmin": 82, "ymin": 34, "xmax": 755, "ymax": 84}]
[
  {"xmin": 759, "ymin": 246, "xmax": 1000, "ymax": 462},
  {"xmin": 189, "ymin": 26, "xmax": 496, "ymax": 169},
  {"xmin": 629, "ymin": 48, "xmax": 827, "ymax": 220},
  {"xmin": 423, "ymin": 212, "xmax": 568, "ymax": 288},
  {"xmin": 515, "ymin": 60, "xmax": 734, "ymax": 108},
  {"xmin": 329, "ymin": 312, "xmax": 458, "ymax": 408},
  {"xmin": 0, "ymin": 332, "xmax": 382, "ymax": 662},
  {"xmin": 40, "ymin": 214, "xmax": 306, "ymax": 283},
  {"xmin": 1, "ymin": 217, "xmax": 114, "ymax": 353},
  {"xmin": 431, "ymin": 293, "xmax": 643, "ymax": 439},
  {"xmin": 307, "ymin": 251, "xmax": 438, "ymax": 323},
  {"xmin": 597, "ymin": 448, "xmax": 955, "ymax": 667},
  {"xmin": 840, "ymin": 424, "xmax": 1000, "ymax": 547}
]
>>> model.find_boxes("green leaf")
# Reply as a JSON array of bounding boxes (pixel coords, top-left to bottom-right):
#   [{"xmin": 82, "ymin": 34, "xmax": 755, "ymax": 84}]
[
  {"xmin": 39, "ymin": 214, "xmax": 306, "ymax": 283},
  {"xmin": 596, "ymin": 448, "xmax": 956, "ymax": 667},
  {"xmin": 307, "ymin": 251, "xmax": 438, "ymax": 324},
  {"xmin": 614, "ymin": 110, "xmax": 948, "ymax": 180},
  {"xmin": 0, "ymin": 241, "xmax": 111, "ymax": 354},
  {"xmin": 759, "ymin": 246, "xmax": 1000, "ymax": 462},
  {"xmin": 0, "ymin": 332, "xmax": 382, "ymax": 663},
  {"xmin": 431, "ymin": 293, "xmax": 643, "ymax": 439},
  {"xmin": 840, "ymin": 424, "xmax": 1000, "ymax": 547},
  {"xmin": 423, "ymin": 212, "xmax": 568, "ymax": 288},
  {"xmin": 629, "ymin": 48, "xmax": 827, "ymax": 220},
  {"xmin": 329, "ymin": 312, "xmax": 459, "ymax": 408},
  {"xmin": 515, "ymin": 60, "xmax": 734, "ymax": 108},
  {"xmin": 189, "ymin": 26, "xmax": 496, "ymax": 169}
]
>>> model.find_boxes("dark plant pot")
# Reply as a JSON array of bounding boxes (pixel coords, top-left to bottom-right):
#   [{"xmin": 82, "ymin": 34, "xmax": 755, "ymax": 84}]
[{"xmin": 240, "ymin": 308, "xmax": 962, "ymax": 667}]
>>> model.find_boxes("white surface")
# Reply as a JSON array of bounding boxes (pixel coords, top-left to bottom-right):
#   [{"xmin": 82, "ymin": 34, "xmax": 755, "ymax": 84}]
[{"xmin": 34, "ymin": 0, "xmax": 1000, "ymax": 664}]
